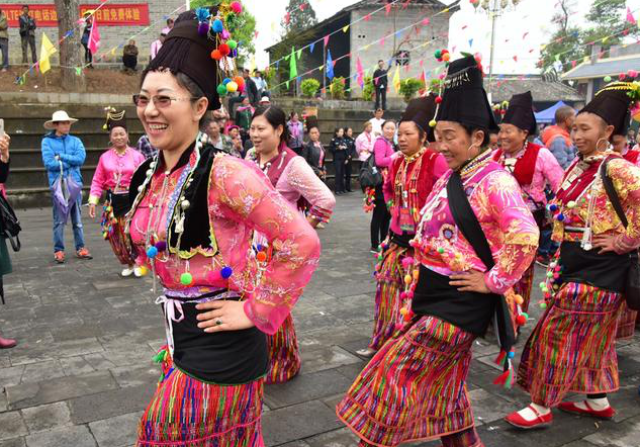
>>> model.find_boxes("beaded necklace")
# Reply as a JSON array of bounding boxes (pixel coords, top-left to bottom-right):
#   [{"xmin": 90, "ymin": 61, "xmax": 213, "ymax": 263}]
[{"xmin": 394, "ymin": 147, "xmax": 426, "ymax": 232}]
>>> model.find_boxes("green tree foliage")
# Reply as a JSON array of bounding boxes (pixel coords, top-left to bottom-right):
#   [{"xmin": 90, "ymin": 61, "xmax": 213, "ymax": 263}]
[
  {"xmin": 190, "ymin": 1, "xmax": 257, "ymax": 65},
  {"xmin": 282, "ymin": 0, "xmax": 318, "ymax": 34},
  {"xmin": 398, "ymin": 78, "xmax": 425, "ymax": 102},
  {"xmin": 362, "ymin": 76, "xmax": 375, "ymax": 101},
  {"xmin": 301, "ymin": 78, "xmax": 320, "ymax": 97},
  {"xmin": 330, "ymin": 77, "xmax": 346, "ymax": 100},
  {"xmin": 539, "ymin": 0, "xmax": 638, "ymax": 73}
]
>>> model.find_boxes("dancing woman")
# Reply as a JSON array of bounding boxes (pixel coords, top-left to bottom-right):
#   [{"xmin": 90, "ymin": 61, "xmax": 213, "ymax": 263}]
[
  {"xmin": 247, "ymin": 105, "xmax": 335, "ymax": 383},
  {"xmin": 127, "ymin": 10, "xmax": 320, "ymax": 446},
  {"xmin": 337, "ymin": 55, "xmax": 538, "ymax": 447},
  {"xmin": 357, "ymin": 94, "xmax": 447, "ymax": 357},
  {"xmin": 508, "ymin": 81, "xmax": 640, "ymax": 428},
  {"xmin": 89, "ymin": 109, "xmax": 145, "ymax": 277}
]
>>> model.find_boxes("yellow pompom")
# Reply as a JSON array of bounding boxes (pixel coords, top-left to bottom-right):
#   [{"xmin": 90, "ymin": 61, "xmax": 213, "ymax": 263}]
[
  {"xmin": 138, "ymin": 266, "xmax": 148, "ymax": 276},
  {"xmin": 412, "ymin": 269, "xmax": 419, "ymax": 280},
  {"xmin": 400, "ymin": 307, "xmax": 409, "ymax": 316},
  {"xmin": 404, "ymin": 274, "xmax": 412, "ymax": 285},
  {"xmin": 515, "ymin": 294, "xmax": 524, "ymax": 306}
]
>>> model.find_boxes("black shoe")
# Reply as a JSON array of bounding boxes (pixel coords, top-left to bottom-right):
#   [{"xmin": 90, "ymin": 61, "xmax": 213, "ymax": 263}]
[{"xmin": 346, "ymin": 189, "xmax": 353, "ymax": 192}]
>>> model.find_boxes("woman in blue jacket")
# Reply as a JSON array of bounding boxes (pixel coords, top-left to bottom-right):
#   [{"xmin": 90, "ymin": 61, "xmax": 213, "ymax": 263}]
[{"xmin": 41, "ymin": 111, "xmax": 92, "ymax": 264}]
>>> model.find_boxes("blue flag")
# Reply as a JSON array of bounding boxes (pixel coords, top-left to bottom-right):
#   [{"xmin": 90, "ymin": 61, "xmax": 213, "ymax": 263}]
[
  {"xmin": 310, "ymin": 41, "xmax": 316, "ymax": 53},
  {"xmin": 326, "ymin": 50, "xmax": 334, "ymax": 80}
]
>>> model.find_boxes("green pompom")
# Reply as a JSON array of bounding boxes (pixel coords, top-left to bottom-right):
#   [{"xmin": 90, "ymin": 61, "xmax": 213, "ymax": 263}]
[
  {"xmin": 227, "ymin": 39, "xmax": 238, "ymax": 50},
  {"xmin": 217, "ymin": 84, "xmax": 228, "ymax": 96},
  {"xmin": 180, "ymin": 272, "xmax": 193, "ymax": 286}
]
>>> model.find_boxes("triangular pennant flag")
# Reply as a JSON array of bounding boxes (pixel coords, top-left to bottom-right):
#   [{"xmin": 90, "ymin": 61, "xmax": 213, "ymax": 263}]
[
  {"xmin": 364, "ymin": 14, "xmax": 371, "ymax": 21},
  {"xmin": 396, "ymin": 30, "xmax": 403, "ymax": 39},
  {"xmin": 468, "ymin": 38, "xmax": 473, "ymax": 48},
  {"xmin": 356, "ymin": 56, "xmax": 364, "ymax": 88},
  {"xmin": 513, "ymin": 55, "xmax": 518, "ymax": 62},
  {"xmin": 88, "ymin": 18, "xmax": 101, "ymax": 55},
  {"xmin": 310, "ymin": 42, "xmax": 316, "ymax": 53},
  {"xmin": 385, "ymin": 2, "xmax": 392, "ymax": 15},
  {"xmin": 422, "ymin": 18, "xmax": 430, "ymax": 26},
  {"xmin": 323, "ymin": 35, "xmax": 330, "ymax": 47},
  {"xmin": 393, "ymin": 65, "xmax": 401, "ymax": 93},
  {"xmin": 343, "ymin": 25, "xmax": 349, "ymax": 33},
  {"xmin": 297, "ymin": 49, "xmax": 302, "ymax": 60},
  {"xmin": 379, "ymin": 37, "xmax": 385, "ymax": 47},
  {"xmin": 289, "ymin": 47, "xmax": 298, "ymax": 80},
  {"xmin": 39, "ymin": 32, "xmax": 57, "ymax": 74},
  {"xmin": 326, "ymin": 50, "xmax": 334, "ymax": 80},
  {"xmin": 286, "ymin": 81, "xmax": 290, "ymax": 89},
  {"xmin": 627, "ymin": 7, "xmax": 637, "ymax": 25},
  {"xmin": 75, "ymin": 67, "xmax": 82, "ymax": 76}
]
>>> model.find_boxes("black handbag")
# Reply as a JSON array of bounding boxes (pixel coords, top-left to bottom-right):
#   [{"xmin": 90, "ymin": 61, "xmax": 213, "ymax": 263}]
[
  {"xmin": 107, "ymin": 190, "xmax": 131, "ymax": 218},
  {"xmin": 446, "ymin": 171, "xmax": 516, "ymax": 357},
  {"xmin": 358, "ymin": 153, "xmax": 382, "ymax": 188},
  {"xmin": 599, "ymin": 158, "xmax": 640, "ymax": 311},
  {"xmin": 0, "ymin": 193, "xmax": 21, "ymax": 252}
]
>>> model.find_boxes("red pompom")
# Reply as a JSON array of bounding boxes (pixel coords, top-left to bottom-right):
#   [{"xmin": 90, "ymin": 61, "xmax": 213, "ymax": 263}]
[
  {"xmin": 211, "ymin": 49, "xmax": 223, "ymax": 61},
  {"xmin": 435, "ymin": 96, "xmax": 443, "ymax": 104},
  {"xmin": 516, "ymin": 315, "xmax": 527, "ymax": 326},
  {"xmin": 219, "ymin": 44, "xmax": 231, "ymax": 56}
]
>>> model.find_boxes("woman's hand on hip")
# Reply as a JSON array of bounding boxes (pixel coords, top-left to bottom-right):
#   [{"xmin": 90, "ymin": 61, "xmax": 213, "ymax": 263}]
[
  {"xmin": 449, "ymin": 270, "xmax": 491, "ymax": 294},
  {"xmin": 195, "ymin": 300, "xmax": 255, "ymax": 333}
]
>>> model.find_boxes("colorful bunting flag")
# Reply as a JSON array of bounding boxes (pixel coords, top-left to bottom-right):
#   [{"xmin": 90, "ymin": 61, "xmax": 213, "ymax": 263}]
[
  {"xmin": 88, "ymin": 18, "xmax": 101, "ymax": 55},
  {"xmin": 39, "ymin": 32, "xmax": 57, "ymax": 74},
  {"xmin": 356, "ymin": 56, "xmax": 364, "ymax": 88},
  {"xmin": 323, "ymin": 35, "xmax": 330, "ymax": 47},
  {"xmin": 343, "ymin": 25, "xmax": 350, "ymax": 33},
  {"xmin": 326, "ymin": 50, "xmax": 334, "ymax": 80},
  {"xmin": 289, "ymin": 47, "xmax": 298, "ymax": 80},
  {"xmin": 392, "ymin": 65, "xmax": 401, "ymax": 93},
  {"xmin": 627, "ymin": 7, "xmax": 637, "ymax": 25},
  {"xmin": 385, "ymin": 3, "xmax": 392, "ymax": 15},
  {"xmin": 310, "ymin": 42, "xmax": 316, "ymax": 53}
]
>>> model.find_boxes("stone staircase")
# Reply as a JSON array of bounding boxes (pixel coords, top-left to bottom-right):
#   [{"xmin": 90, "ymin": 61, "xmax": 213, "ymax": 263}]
[{"xmin": 0, "ymin": 98, "xmax": 403, "ymax": 208}]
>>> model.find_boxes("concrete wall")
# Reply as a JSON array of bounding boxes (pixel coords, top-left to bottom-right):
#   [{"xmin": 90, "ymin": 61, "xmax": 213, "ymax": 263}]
[
  {"xmin": 5, "ymin": 0, "xmax": 183, "ymax": 66},
  {"xmin": 349, "ymin": 4, "xmax": 450, "ymax": 97}
]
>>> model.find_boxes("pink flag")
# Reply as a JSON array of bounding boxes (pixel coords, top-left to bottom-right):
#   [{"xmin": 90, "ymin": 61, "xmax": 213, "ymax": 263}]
[
  {"xmin": 88, "ymin": 19, "xmax": 101, "ymax": 55},
  {"xmin": 356, "ymin": 57, "xmax": 364, "ymax": 88},
  {"xmin": 323, "ymin": 35, "xmax": 330, "ymax": 47},
  {"xmin": 385, "ymin": 2, "xmax": 392, "ymax": 15},
  {"xmin": 627, "ymin": 7, "xmax": 637, "ymax": 25}
]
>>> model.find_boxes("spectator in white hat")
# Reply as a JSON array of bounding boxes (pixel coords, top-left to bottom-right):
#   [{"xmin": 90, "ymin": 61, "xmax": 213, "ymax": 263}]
[{"xmin": 41, "ymin": 111, "xmax": 92, "ymax": 264}]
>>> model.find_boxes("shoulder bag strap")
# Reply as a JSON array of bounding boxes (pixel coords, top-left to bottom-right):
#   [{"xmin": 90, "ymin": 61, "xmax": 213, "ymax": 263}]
[
  {"xmin": 446, "ymin": 171, "xmax": 494, "ymax": 269},
  {"xmin": 446, "ymin": 170, "xmax": 515, "ymax": 356},
  {"xmin": 600, "ymin": 157, "xmax": 628, "ymax": 228}
]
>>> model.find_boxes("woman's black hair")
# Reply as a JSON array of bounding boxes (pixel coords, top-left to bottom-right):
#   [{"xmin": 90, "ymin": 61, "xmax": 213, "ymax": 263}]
[
  {"xmin": 252, "ymin": 105, "xmax": 291, "ymax": 147},
  {"xmin": 381, "ymin": 120, "xmax": 396, "ymax": 131},
  {"xmin": 461, "ymin": 124, "xmax": 490, "ymax": 147},
  {"xmin": 398, "ymin": 120, "xmax": 427, "ymax": 142},
  {"xmin": 334, "ymin": 128, "xmax": 344, "ymax": 137}
]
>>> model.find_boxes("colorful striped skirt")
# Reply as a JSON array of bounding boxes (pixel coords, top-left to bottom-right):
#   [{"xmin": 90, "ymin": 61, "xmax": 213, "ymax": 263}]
[
  {"xmin": 616, "ymin": 302, "xmax": 637, "ymax": 341},
  {"xmin": 265, "ymin": 314, "xmax": 301, "ymax": 384},
  {"xmin": 369, "ymin": 243, "xmax": 412, "ymax": 351},
  {"xmin": 137, "ymin": 365, "xmax": 264, "ymax": 447},
  {"xmin": 513, "ymin": 262, "xmax": 535, "ymax": 314},
  {"xmin": 103, "ymin": 213, "xmax": 134, "ymax": 266},
  {"xmin": 337, "ymin": 316, "xmax": 477, "ymax": 447},
  {"xmin": 517, "ymin": 281, "xmax": 623, "ymax": 408}
]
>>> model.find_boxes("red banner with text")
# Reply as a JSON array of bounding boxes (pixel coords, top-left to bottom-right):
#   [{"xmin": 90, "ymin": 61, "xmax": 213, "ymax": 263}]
[{"xmin": 1, "ymin": 4, "xmax": 150, "ymax": 27}]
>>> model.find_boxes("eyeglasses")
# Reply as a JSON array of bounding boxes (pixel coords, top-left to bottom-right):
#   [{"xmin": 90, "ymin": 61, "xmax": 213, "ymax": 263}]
[{"xmin": 132, "ymin": 94, "xmax": 199, "ymax": 108}]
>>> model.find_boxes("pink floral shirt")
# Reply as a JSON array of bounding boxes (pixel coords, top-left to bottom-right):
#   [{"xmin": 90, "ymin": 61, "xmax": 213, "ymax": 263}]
[
  {"xmin": 355, "ymin": 131, "xmax": 374, "ymax": 161},
  {"xmin": 493, "ymin": 146, "xmax": 564, "ymax": 211},
  {"xmin": 89, "ymin": 147, "xmax": 145, "ymax": 204},
  {"xmin": 129, "ymin": 152, "xmax": 321, "ymax": 335},
  {"xmin": 413, "ymin": 152, "xmax": 539, "ymax": 294}
]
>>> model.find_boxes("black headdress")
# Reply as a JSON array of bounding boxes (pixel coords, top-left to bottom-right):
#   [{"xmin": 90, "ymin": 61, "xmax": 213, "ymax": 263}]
[
  {"xmin": 502, "ymin": 91, "xmax": 537, "ymax": 135},
  {"xmin": 400, "ymin": 94, "xmax": 437, "ymax": 142},
  {"xmin": 145, "ymin": 9, "xmax": 221, "ymax": 111},
  {"xmin": 435, "ymin": 55, "xmax": 498, "ymax": 132}
]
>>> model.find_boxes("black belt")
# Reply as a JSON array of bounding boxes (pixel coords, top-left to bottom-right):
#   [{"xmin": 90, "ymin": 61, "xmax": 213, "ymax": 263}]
[
  {"xmin": 412, "ymin": 265, "xmax": 499, "ymax": 336},
  {"xmin": 390, "ymin": 231, "xmax": 413, "ymax": 249}
]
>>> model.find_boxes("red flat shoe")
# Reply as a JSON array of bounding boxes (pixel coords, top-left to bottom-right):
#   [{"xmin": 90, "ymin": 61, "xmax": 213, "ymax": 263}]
[
  {"xmin": 0, "ymin": 336, "xmax": 17, "ymax": 349},
  {"xmin": 558, "ymin": 401, "xmax": 615, "ymax": 420},
  {"xmin": 505, "ymin": 405, "xmax": 552, "ymax": 429}
]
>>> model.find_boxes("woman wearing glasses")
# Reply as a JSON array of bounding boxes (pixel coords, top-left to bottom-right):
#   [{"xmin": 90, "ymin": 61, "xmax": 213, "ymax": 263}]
[
  {"xmin": 88, "ymin": 108, "xmax": 145, "ymax": 277},
  {"xmin": 126, "ymin": 10, "xmax": 320, "ymax": 446}
]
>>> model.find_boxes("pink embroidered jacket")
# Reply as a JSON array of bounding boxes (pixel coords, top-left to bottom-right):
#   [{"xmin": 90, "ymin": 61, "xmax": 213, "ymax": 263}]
[
  {"xmin": 355, "ymin": 131, "xmax": 374, "ymax": 161},
  {"xmin": 89, "ymin": 147, "xmax": 145, "ymax": 204},
  {"xmin": 492, "ymin": 146, "xmax": 564, "ymax": 211},
  {"xmin": 129, "ymin": 153, "xmax": 321, "ymax": 335},
  {"xmin": 413, "ymin": 152, "xmax": 539, "ymax": 294}
]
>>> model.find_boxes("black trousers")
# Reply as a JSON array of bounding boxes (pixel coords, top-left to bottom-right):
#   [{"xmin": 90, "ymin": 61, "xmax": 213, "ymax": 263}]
[
  {"xmin": 375, "ymin": 87, "xmax": 387, "ymax": 110},
  {"xmin": 83, "ymin": 43, "xmax": 92, "ymax": 65},
  {"xmin": 344, "ymin": 159, "xmax": 352, "ymax": 191},
  {"xmin": 123, "ymin": 55, "xmax": 137, "ymax": 70},
  {"xmin": 21, "ymin": 35, "xmax": 36, "ymax": 64},
  {"xmin": 370, "ymin": 184, "xmax": 390, "ymax": 248},
  {"xmin": 334, "ymin": 156, "xmax": 346, "ymax": 193}
]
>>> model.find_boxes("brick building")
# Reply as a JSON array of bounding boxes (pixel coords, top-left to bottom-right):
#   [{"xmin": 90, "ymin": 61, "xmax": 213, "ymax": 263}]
[
  {"xmin": 267, "ymin": 0, "xmax": 458, "ymax": 98},
  {"xmin": 1, "ymin": 0, "xmax": 183, "ymax": 66}
]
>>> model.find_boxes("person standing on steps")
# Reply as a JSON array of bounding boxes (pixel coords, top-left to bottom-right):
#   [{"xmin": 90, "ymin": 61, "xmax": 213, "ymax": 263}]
[
  {"xmin": 41, "ymin": 111, "xmax": 92, "ymax": 264},
  {"xmin": 373, "ymin": 59, "xmax": 390, "ymax": 111},
  {"xmin": 19, "ymin": 5, "xmax": 37, "ymax": 65}
]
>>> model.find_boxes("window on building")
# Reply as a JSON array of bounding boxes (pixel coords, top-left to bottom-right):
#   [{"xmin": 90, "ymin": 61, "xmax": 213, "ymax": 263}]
[{"xmin": 394, "ymin": 50, "xmax": 410, "ymax": 66}]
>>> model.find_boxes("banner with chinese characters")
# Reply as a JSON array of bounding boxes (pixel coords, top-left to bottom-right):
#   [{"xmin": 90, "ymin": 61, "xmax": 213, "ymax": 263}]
[{"xmin": 1, "ymin": 4, "xmax": 150, "ymax": 27}]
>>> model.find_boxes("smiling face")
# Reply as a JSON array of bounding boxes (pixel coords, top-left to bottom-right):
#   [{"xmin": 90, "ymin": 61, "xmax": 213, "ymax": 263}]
[
  {"xmin": 498, "ymin": 123, "xmax": 528, "ymax": 155},
  {"xmin": 571, "ymin": 112, "xmax": 614, "ymax": 157},
  {"xmin": 435, "ymin": 121, "xmax": 484, "ymax": 170},
  {"xmin": 110, "ymin": 126, "xmax": 128, "ymax": 149},
  {"xmin": 136, "ymin": 71, "xmax": 207, "ymax": 153},
  {"xmin": 250, "ymin": 115, "xmax": 282, "ymax": 156},
  {"xmin": 397, "ymin": 121, "xmax": 425, "ymax": 157},
  {"xmin": 382, "ymin": 121, "xmax": 396, "ymax": 141}
]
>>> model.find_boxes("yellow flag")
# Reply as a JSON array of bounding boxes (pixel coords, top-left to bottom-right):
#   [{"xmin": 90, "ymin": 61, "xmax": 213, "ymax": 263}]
[
  {"xmin": 393, "ymin": 65, "xmax": 401, "ymax": 93},
  {"xmin": 39, "ymin": 32, "xmax": 57, "ymax": 74},
  {"xmin": 342, "ymin": 25, "xmax": 350, "ymax": 33}
]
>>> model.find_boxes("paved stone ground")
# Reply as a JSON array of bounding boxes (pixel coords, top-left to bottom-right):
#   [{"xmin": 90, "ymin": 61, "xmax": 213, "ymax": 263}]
[{"xmin": 0, "ymin": 193, "xmax": 639, "ymax": 447}]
